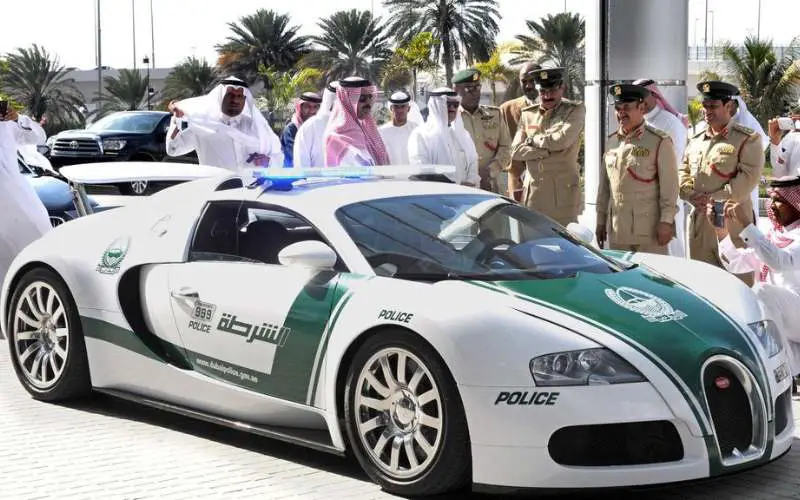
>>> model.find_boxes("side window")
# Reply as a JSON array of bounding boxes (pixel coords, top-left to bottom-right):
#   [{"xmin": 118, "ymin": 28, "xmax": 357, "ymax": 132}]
[
  {"xmin": 237, "ymin": 205, "xmax": 329, "ymax": 266},
  {"xmin": 189, "ymin": 201, "xmax": 247, "ymax": 262}
]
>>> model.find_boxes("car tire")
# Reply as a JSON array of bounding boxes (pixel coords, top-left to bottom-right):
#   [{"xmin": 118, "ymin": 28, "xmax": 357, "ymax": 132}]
[
  {"xmin": 343, "ymin": 329, "xmax": 471, "ymax": 497},
  {"xmin": 6, "ymin": 267, "xmax": 91, "ymax": 402}
]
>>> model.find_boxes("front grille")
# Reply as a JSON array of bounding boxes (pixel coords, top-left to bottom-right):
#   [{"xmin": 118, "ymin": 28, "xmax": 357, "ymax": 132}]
[
  {"xmin": 774, "ymin": 388, "xmax": 791, "ymax": 436},
  {"xmin": 52, "ymin": 138, "xmax": 101, "ymax": 156},
  {"xmin": 701, "ymin": 356, "xmax": 767, "ymax": 466},
  {"xmin": 548, "ymin": 421, "xmax": 684, "ymax": 466}
]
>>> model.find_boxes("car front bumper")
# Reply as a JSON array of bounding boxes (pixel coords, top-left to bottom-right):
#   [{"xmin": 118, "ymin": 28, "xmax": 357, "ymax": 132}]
[{"xmin": 459, "ymin": 380, "xmax": 795, "ymax": 489}]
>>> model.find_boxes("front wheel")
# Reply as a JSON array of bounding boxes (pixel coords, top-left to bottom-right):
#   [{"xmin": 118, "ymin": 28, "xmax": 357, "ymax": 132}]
[
  {"xmin": 343, "ymin": 330, "xmax": 471, "ymax": 497},
  {"xmin": 6, "ymin": 268, "xmax": 91, "ymax": 401}
]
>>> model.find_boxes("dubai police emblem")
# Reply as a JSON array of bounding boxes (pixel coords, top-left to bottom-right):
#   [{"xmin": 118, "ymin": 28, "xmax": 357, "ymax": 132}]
[
  {"xmin": 540, "ymin": 71, "xmax": 548, "ymax": 80},
  {"xmin": 702, "ymin": 83, "xmax": 710, "ymax": 93},
  {"xmin": 614, "ymin": 85, "xmax": 622, "ymax": 96},
  {"xmin": 97, "ymin": 237, "xmax": 130, "ymax": 275},
  {"xmin": 604, "ymin": 286, "xmax": 687, "ymax": 323}
]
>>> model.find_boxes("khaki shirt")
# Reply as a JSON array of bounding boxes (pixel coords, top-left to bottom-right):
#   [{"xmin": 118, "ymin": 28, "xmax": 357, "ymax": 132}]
[
  {"xmin": 510, "ymin": 99, "xmax": 586, "ymax": 225},
  {"xmin": 460, "ymin": 105, "xmax": 511, "ymax": 193},
  {"xmin": 500, "ymin": 96, "xmax": 532, "ymax": 182},
  {"xmin": 597, "ymin": 122, "xmax": 679, "ymax": 247},
  {"xmin": 679, "ymin": 121, "xmax": 764, "ymax": 267}
]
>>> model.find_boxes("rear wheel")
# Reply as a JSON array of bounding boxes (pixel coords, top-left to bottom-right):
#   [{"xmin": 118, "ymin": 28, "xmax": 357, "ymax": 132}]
[
  {"xmin": 343, "ymin": 330, "xmax": 471, "ymax": 497},
  {"xmin": 6, "ymin": 268, "xmax": 91, "ymax": 401}
]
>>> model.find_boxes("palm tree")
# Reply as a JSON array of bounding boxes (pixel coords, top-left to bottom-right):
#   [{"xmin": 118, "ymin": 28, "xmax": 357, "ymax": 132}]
[
  {"xmin": 474, "ymin": 42, "xmax": 516, "ymax": 105},
  {"xmin": 216, "ymin": 9, "xmax": 310, "ymax": 87},
  {"xmin": 306, "ymin": 9, "xmax": 392, "ymax": 82},
  {"xmin": 91, "ymin": 69, "xmax": 152, "ymax": 119},
  {"xmin": 1, "ymin": 44, "xmax": 86, "ymax": 125},
  {"xmin": 721, "ymin": 36, "xmax": 800, "ymax": 128},
  {"xmin": 161, "ymin": 57, "xmax": 220, "ymax": 102},
  {"xmin": 383, "ymin": 0, "xmax": 501, "ymax": 87},
  {"xmin": 511, "ymin": 12, "xmax": 586, "ymax": 100}
]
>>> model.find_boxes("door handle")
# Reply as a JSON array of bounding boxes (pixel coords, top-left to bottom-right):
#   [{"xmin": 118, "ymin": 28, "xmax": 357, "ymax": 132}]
[{"xmin": 171, "ymin": 287, "xmax": 199, "ymax": 300}]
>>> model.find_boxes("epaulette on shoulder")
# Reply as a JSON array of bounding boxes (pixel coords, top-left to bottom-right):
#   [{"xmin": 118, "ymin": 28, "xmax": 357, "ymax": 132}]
[
  {"xmin": 645, "ymin": 124, "xmax": 670, "ymax": 139},
  {"xmin": 731, "ymin": 122, "xmax": 756, "ymax": 137},
  {"xmin": 521, "ymin": 104, "xmax": 538, "ymax": 112},
  {"xmin": 692, "ymin": 127, "xmax": 707, "ymax": 139},
  {"xmin": 560, "ymin": 98, "xmax": 579, "ymax": 106}
]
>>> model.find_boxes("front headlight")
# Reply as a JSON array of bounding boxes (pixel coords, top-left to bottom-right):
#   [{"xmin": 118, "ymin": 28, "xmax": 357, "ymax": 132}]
[
  {"xmin": 102, "ymin": 139, "xmax": 126, "ymax": 151},
  {"xmin": 530, "ymin": 348, "xmax": 646, "ymax": 387},
  {"xmin": 749, "ymin": 320, "xmax": 783, "ymax": 358},
  {"xmin": 46, "ymin": 136, "xmax": 56, "ymax": 148}
]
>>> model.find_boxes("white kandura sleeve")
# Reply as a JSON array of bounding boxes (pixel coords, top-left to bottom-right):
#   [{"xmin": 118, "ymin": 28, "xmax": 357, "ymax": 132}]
[
  {"xmin": 718, "ymin": 233, "xmax": 761, "ymax": 274},
  {"xmin": 739, "ymin": 224, "xmax": 800, "ymax": 274},
  {"xmin": 266, "ymin": 130, "xmax": 284, "ymax": 167},
  {"xmin": 13, "ymin": 115, "xmax": 46, "ymax": 145},
  {"xmin": 407, "ymin": 130, "xmax": 429, "ymax": 164},
  {"xmin": 165, "ymin": 118, "xmax": 198, "ymax": 157},
  {"xmin": 292, "ymin": 123, "xmax": 312, "ymax": 168}
]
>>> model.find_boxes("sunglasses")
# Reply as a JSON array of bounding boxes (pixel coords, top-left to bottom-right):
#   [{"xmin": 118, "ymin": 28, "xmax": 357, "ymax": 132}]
[
  {"xmin": 358, "ymin": 94, "xmax": 374, "ymax": 103},
  {"xmin": 446, "ymin": 101, "xmax": 460, "ymax": 109}
]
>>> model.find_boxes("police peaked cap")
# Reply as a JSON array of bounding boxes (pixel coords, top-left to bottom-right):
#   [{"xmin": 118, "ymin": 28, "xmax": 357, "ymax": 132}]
[
  {"xmin": 609, "ymin": 83, "xmax": 651, "ymax": 103},
  {"xmin": 530, "ymin": 67, "xmax": 564, "ymax": 87},
  {"xmin": 452, "ymin": 68, "xmax": 481, "ymax": 84},
  {"xmin": 697, "ymin": 80, "xmax": 739, "ymax": 101}
]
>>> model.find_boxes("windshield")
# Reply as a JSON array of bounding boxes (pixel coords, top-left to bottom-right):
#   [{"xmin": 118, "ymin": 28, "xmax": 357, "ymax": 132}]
[
  {"xmin": 336, "ymin": 194, "xmax": 624, "ymax": 281},
  {"xmin": 88, "ymin": 113, "xmax": 163, "ymax": 133}
]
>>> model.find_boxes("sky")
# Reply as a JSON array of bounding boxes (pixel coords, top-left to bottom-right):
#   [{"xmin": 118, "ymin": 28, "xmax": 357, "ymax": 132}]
[{"xmin": 1, "ymin": 0, "xmax": 798, "ymax": 71}]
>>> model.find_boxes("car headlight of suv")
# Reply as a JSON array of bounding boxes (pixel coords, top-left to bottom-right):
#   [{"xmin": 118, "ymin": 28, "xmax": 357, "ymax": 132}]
[
  {"xmin": 46, "ymin": 136, "xmax": 56, "ymax": 148},
  {"xmin": 530, "ymin": 348, "xmax": 646, "ymax": 387},
  {"xmin": 749, "ymin": 320, "xmax": 783, "ymax": 358},
  {"xmin": 102, "ymin": 139, "xmax": 126, "ymax": 151}
]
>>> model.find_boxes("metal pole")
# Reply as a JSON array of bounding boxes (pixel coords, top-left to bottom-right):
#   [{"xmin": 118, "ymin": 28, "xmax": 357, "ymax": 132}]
[
  {"xmin": 704, "ymin": 0, "xmax": 708, "ymax": 56},
  {"xmin": 757, "ymin": 0, "xmax": 761, "ymax": 39},
  {"xmin": 150, "ymin": 0, "xmax": 155, "ymax": 68},
  {"xmin": 710, "ymin": 11, "xmax": 714, "ymax": 51},
  {"xmin": 132, "ymin": 0, "xmax": 136, "ymax": 69},
  {"xmin": 97, "ymin": 0, "xmax": 102, "ymax": 102}
]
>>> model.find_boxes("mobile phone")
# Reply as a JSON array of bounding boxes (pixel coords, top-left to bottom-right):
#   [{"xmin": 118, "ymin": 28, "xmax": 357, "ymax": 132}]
[
  {"xmin": 0, "ymin": 100, "xmax": 7, "ymax": 116},
  {"xmin": 778, "ymin": 116, "xmax": 794, "ymax": 131},
  {"xmin": 181, "ymin": 120, "xmax": 188, "ymax": 130},
  {"xmin": 713, "ymin": 201, "xmax": 725, "ymax": 228}
]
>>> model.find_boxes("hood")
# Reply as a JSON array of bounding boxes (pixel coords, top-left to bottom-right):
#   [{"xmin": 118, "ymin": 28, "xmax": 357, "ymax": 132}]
[
  {"xmin": 56, "ymin": 130, "xmax": 150, "ymax": 139},
  {"xmin": 463, "ymin": 265, "xmax": 771, "ymax": 430},
  {"xmin": 25, "ymin": 175, "xmax": 74, "ymax": 209}
]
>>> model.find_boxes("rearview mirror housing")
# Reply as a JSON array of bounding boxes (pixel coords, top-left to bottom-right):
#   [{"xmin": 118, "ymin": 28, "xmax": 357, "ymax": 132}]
[{"xmin": 278, "ymin": 240, "xmax": 337, "ymax": 269}]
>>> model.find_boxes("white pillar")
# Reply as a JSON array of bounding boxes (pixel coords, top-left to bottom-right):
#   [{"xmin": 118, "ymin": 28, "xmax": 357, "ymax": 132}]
[{"xmin": 580, "ymin": 0, "xmax": 689, "ymax": 233}]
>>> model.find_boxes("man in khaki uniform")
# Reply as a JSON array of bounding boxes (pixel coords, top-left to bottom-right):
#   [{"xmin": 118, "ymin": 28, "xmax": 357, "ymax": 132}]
[
  {"xmin": 680, "ymin": 80, "xmax": 763, "ymax": 284},
  {"xmin": 500, "ymin": 61, "xmax": 541, "ymax": 200},
  {"xmin": 453, "ymin": 68, "xmax": 512, "ymax": 195},
  {"xmin": 596, "ymin": 84, "xmax": 679, "ymax": 254},
  {"xmin": 510, "ymin": 67, "xmax": 586, "ymax": 225}
]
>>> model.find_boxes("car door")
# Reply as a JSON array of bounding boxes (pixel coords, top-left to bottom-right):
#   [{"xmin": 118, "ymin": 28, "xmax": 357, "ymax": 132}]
[{"xmin": 164, "ymin": 200, "xmax": 344, "ymax": 405}]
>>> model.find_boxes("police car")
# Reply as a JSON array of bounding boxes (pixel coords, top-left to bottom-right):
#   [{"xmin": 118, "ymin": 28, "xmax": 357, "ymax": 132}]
[{"xmin": 1, "ymin": 164, "xmax": 794, "ymax": 496}]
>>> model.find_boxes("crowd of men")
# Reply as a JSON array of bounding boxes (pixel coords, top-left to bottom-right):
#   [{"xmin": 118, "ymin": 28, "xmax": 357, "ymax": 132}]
[{"xmin": 2, "ymin": 60, "xmax": 800, "ymax": 386}]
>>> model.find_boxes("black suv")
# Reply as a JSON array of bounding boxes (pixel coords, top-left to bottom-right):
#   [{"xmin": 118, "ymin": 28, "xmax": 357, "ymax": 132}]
[{"xmin": 47, "ymin": 111, "xmax": 197, "ymax": 194}]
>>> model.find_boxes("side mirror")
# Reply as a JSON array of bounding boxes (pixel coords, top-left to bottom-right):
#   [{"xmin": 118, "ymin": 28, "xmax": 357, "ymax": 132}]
[
  {"xmin": 29, "ymin": 165, "xmax": 46, "ymax": 176},
  {"xmin": 278, "ymin": 240, "xmax": 337, "ymax": 269},
  {"xmin": 566, "ymin": 222, "xmax": 595, "ymax": 246}
]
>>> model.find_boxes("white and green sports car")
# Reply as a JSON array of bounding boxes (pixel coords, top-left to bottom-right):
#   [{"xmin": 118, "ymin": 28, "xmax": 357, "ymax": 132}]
[{"xmin": 1, "ymin": 165, "xmax": 794, "ymax": 496}]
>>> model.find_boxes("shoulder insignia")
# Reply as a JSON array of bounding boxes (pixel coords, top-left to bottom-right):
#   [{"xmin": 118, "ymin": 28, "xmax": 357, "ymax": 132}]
[
  {"xmin": 481, "ymin": 104, "xmax": 500, "ymax": 111},
  {"xmin": 644, "ymin": 124, "xmax": 670, "ymax": 139},
  {"xmin": 521, "ymin": 104, "xmax": 538, "ymax": 112},
  {"xmin": 731, "ymin": 122, "xmax": 756, "ymax": 136}
]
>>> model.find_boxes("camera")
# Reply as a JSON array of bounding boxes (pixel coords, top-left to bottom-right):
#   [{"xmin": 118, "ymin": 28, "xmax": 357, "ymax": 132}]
[
  {"xmin": 777, "ymin": 116, "xmax": 795, "ymax": 131},
  {"xmin": 712, "ymin": 201, "xmax": 725, "ymax": 228}
]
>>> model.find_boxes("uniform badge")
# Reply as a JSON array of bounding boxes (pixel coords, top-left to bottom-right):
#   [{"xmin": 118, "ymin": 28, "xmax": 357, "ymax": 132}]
[
  {"xmin": 614, "ymin": 86, "xmax": 621, "ymax": 96},
  {"xmin": 631, "ymin": 146, "xmax": 650, "ymax": 157},
  {"xmin": 702, "ymin": 83, "xmax": 710, "ymax": 93},
  {"xmin": 473, "ymin": 73, "xmax": 480, "ymax": 81},
  {"xmin": 540, "ymin": 71, "xmax": 548, "ymax": 80}
]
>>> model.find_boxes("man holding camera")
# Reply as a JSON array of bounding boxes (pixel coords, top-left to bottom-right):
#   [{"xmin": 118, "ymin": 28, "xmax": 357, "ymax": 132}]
[
  {"xmin": 767, "ymin": 103, "xmax": 800, "ymax": 177},
  {"xmin": 716, "ymin": 176, "xmax": 800, "ymax": 384},
  {"xmin": 680, "ymin": 81, "xmax": 763, "ymax": 284}
]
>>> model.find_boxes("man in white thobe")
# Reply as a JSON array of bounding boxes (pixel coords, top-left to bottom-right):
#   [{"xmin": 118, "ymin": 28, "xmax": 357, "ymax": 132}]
[
  {"xmin": 166, "ymin": 76, "xmax": 283, "ymax": 173},
  {"xmin": 0, "ymin": 105, "xmax": 51, "ymax": 284},
  {"xmin": 322, "ymin": 77, "xmax": 389, "ymax": 168},
  {"xmin": 717, "ymin": 175, "xmax": 800, "ymax": 386},
  {"xmin": 293, "ymin": 81, "xmax": 338, "ymax": 168},
  {"xmin": 767, "ymin": 103, "xmax": 800, "ymax": 177},
  {"xmin": 379, "ymin": 90, "xmax": 421, "ymax": 165},
  {"xmin": 408, "ymin": 88, "xmax": 480, "ymax": 186},
  {"xmin": 634, "ymin": 79, "xmax": 689, "ymax": 258}
]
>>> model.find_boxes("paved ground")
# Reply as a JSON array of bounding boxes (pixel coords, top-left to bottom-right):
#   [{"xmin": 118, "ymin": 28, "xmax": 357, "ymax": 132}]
[{"xmin": 0, "ymin": 345, "xmax": 798, "ymax": 499}]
